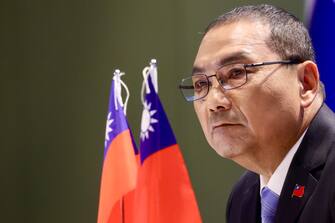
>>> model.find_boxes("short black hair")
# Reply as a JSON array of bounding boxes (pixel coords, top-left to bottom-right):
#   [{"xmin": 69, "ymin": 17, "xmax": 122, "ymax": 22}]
[{"xmin": 204, "ymin": 4, "xmax": 315, "ymax": 63}]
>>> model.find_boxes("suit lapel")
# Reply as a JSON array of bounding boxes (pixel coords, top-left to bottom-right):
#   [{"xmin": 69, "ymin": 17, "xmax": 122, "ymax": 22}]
[
  {"xmin": 274, "ymin": 104, "xmax": 334, "ymax": 223},
  {"xmin": 274, "ymin": 163, "xmax": 317, "ymax": 223},
  {"xmin": 240, "ymin": 178, "xmax": 261, "ymax": 223}
]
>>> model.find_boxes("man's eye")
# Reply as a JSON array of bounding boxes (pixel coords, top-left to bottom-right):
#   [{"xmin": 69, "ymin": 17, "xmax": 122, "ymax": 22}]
[
  {"xmin": 227, "ymin": 67, "xmax": 245, "ymax": 79},
  {"xmin": 193, "ymin": 79, "xmax": 208, "ymax": 91}
]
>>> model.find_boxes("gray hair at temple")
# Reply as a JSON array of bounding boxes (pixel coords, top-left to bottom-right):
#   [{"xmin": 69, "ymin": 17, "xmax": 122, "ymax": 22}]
[{"xmin": 204, "ymin": 4, "xmax": 326, "ymax": 99}]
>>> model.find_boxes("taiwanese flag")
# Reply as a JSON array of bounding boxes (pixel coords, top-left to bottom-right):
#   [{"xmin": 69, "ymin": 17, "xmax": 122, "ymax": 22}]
[
  {"xmin": 308, "ymin": 0, "xmax": 335, "ymax": 109},
  {"xmin": 133, "ymin": 60, "xmax": 202, "ymax": 223},
  {"xmin": 97, "ymin": 71, "xmax": 138, "ymax": 223},
  {"xmin": 292, "ymin": 184, "xmax": 305, "ymax": 198}
]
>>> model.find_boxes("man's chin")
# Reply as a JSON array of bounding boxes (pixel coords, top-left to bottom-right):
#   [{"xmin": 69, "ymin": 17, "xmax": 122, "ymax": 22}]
[{"xmin": 212, "ymin": 145, "xmax": 239, "ymax": 159}]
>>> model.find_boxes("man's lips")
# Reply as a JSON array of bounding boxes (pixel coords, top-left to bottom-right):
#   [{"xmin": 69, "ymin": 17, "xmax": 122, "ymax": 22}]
[{"xmin": 212, "ymin": 123, "xmax": 241, "ymax": 130}]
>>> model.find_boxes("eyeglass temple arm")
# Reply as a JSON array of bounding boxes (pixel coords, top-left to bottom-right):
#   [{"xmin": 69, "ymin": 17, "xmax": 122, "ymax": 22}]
[
  {"xmin": 245, "ymin": 60, "xmax": 301, "ymax": 68},
  {"xmin": 179, "ymin": 85, "xmax": 194, "ymax": 89}
]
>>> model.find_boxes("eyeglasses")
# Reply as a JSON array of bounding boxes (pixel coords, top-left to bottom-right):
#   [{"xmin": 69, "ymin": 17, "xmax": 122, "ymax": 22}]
[{"xmin": 179, "ymin": 60, "xmax": 300, "ymax": 102}]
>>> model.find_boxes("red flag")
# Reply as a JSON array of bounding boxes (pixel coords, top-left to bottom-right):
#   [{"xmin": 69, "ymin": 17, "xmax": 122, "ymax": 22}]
[
  {"xmin": 97, "ymin": 71, "xmax": 138, "ymax": 223},
  {"xmin": 133, "ymin": 60, "xmax": 202, "ymax": 223}
]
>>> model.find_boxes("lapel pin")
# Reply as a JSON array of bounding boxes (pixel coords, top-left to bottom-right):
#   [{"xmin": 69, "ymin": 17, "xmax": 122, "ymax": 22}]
[{"xmin": 292, "ymin": 184, "xmax": 305, "ymax": 198}]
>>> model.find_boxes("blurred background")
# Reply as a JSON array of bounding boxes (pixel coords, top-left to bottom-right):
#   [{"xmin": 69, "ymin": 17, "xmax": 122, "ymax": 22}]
[{"xmin": 2, "ymin": 0, "xmax": 304, "ymax": 222}]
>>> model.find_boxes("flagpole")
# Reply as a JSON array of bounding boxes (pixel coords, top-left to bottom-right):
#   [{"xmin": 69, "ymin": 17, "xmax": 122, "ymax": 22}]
[{"xmin": 121, "ymin": 196, "xmax": 125, "ymax": 223}]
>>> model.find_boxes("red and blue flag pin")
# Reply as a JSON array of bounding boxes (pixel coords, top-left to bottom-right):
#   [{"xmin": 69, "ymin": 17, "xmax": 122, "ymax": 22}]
[{"xmin": 291, "ymin": 184, "xmax": 305, "ymax": 198}]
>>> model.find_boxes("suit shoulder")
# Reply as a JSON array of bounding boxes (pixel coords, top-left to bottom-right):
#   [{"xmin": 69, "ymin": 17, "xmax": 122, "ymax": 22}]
[
  {"xmin": 231, "ymin": 171, "xmax": 259, "ymax": 193},
  {"xmin": 227, "ymin": 170, "xmax": 259, "ymax": 206},
  {"xmin": 226, "ymin": 171, "xmax": 260, "ymax": 223}
]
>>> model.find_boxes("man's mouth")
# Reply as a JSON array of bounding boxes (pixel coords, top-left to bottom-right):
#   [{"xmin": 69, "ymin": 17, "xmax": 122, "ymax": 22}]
[{"xmin": 212, "ymin": 122, "xmax": 240, "ymax": 130}]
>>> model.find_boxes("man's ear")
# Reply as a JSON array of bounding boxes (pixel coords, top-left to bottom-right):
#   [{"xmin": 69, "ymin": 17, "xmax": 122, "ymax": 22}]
[{"xmin": 297, "ymin": 61, "xmax": 320, "ymax": 108}]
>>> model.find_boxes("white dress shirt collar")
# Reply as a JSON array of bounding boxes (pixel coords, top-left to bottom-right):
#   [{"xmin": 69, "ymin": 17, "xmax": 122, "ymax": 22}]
[{"xmin": 260, "ymin": 130, "xmax": 307, "ymax": 196}]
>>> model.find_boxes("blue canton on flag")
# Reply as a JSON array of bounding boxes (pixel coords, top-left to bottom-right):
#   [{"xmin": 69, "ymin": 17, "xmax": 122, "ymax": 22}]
[{"xmin": 139, "ymin": 74, "xmax": 176, "ymax": 163}]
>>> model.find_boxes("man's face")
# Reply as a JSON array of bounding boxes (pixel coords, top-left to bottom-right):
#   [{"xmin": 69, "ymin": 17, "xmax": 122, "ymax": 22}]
[{"xmin": 193, "ymin": 20, "xmax": 302, "ymax": 162}]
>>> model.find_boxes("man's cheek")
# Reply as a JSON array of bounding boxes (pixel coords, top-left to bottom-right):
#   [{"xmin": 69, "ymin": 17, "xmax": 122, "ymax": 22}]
[{"xmin": 194, "ymin": 107, "xmax": 209, "ymax": 137}]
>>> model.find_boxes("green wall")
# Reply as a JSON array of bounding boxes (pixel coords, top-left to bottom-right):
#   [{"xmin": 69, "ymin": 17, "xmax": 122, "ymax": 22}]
[{"xmin": 2, "ymin": 0, "xmax": 303, "ymax": 222}]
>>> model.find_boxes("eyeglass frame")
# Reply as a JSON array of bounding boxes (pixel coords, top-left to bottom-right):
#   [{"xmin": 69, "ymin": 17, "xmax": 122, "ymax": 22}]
[{"xmin": 178, "ymin": 60, "xmax": 301, "ymax": 102}]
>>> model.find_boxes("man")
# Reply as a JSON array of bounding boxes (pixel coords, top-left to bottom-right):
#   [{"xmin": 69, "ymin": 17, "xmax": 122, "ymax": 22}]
[{"xmin": 179, "ymin": 4, "xmax": 335, "ymax": 223}]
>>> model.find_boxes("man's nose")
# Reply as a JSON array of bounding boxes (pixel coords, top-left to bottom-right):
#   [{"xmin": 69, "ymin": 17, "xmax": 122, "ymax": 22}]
[{"xmin": 207, "ymin": 80, "xmax": 232, "ymax": 112}]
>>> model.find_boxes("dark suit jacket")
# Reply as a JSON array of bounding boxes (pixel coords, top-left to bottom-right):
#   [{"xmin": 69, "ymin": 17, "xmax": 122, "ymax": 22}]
[{"xmin": 226, "ymin": 104, "xmax": 335, "ymax": 223}]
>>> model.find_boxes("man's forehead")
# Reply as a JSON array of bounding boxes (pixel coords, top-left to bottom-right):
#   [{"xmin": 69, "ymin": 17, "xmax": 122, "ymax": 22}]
[
  {"xmin": 193, "ymin": 43, "xmax": 270, "ymax": 74},
  {"xmin": 192, "ymin": 51, "xmax": 251, "ymax": 74},
  {"xmin": 203, "ymin": 20, "xmax": 270, "ymax": 42},
  {"xmin": 198, "ymin": 21, "xmax": 269, "ymax": 53},
  {"xmin": 193, "ymin": 21, "xmax": 273, "ymax": 73}
]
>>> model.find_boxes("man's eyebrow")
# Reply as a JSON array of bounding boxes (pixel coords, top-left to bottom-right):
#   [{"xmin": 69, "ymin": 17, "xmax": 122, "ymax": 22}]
[
  {"xmin": 217, "ymin": 53, "xmax": 251, "ymax": 66},
  {"xmin": 192, "ymin": 52, "xmax": 252, "ymax": 75},
  {"xmin": 192, "ymin": 66, "xmax": 204, "ymax": 75}
]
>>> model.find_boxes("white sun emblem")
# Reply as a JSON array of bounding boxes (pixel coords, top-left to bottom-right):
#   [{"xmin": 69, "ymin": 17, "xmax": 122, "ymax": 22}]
[
  {"xmin": 140, "ymin": 101, "xmax": 158, "ymax": 141},
  {"xmin": 105, "ymin": 112, "xmax": 114, "ymax": 147}
]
